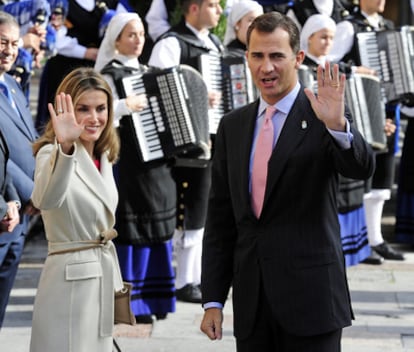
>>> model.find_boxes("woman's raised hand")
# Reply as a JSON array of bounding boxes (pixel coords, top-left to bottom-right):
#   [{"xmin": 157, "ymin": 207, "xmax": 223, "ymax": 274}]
[{"xmin": 48, "ymin": 92, "xmax": 85, "ymax": 154}]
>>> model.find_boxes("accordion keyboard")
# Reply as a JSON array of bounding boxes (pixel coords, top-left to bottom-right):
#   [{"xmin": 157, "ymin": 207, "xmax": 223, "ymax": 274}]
[{"xmin": 122, "ymin": 68, "xmax": 196, "ymax": 162}]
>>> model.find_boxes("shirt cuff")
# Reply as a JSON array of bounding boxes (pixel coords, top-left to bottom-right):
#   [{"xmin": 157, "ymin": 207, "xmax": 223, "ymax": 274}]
[
  {"xmin": 327, "ymin": 119, "xmax": 353, "ymax": 149},
  {"xmin": 203, "ymin": 302, "xmax": 223, "ymax": 310}
]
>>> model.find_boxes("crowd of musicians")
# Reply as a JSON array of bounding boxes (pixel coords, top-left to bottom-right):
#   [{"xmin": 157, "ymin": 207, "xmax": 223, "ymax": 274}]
[{"xmin": 0, "ymin": 0, "xmax": 414, "ymax": 340}]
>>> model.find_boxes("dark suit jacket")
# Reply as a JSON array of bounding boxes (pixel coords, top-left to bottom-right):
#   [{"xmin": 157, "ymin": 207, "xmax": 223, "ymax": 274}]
[
  {"xmin": 0, "ymin": 73, "xmax": 38, "ymax": 243},
  {"xmin": 201, "ymin": 88, "xmax": 375, "ymax": 339}
]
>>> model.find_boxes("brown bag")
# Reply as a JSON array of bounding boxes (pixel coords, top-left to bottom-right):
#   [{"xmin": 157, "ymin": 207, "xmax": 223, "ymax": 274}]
[{"xmin": 114, "ymin": 282, "xmax": 136, "ymax": 325}]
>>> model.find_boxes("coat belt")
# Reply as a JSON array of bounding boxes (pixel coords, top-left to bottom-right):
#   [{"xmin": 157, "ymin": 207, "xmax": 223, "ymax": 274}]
[{"xmin": 47, "ymin": 230, "xmax": 123, "ymax": 337}]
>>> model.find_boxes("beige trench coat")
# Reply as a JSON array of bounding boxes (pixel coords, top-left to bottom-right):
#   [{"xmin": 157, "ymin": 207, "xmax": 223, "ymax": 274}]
[{"xmin": 30, "ymin": 141, "xmax": 123, "ymax": 352}]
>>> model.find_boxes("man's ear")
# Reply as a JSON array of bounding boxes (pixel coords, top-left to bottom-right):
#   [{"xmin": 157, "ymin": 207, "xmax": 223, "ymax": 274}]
[
  {"xmin": 189, "ymin": 3, "xmax": 200, "ymax": 16},
  {"xmin": 295, "ymin": 50, "xmax": 305, "ymax": 68}
]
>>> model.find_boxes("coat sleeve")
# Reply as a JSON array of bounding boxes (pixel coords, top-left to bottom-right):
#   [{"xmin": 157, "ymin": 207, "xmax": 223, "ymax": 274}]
[
  {"xmin": 201, "ymin": 118, "xmax": 238, "ymax": 305},
  {"xmin": 5, "ymin": 172, "xmax": 19, "ymax": 203},
  {"xmin": 31, "ymin": 142, "xmax": 77, "ymax": 210},
  {"xmin": 0, "ymin": 197, "xmax": 7, "ymax": 220},
  {"xmin": 333, "ymin": 113, "xmax": 376, "ymax": 181},
  {"xmin": 0, "ymin": 173, "xmax": 19, "ymax": 222}
]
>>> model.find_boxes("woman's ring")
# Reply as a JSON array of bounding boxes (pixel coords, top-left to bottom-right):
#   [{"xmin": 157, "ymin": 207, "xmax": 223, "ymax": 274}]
[
  {"xmin": 57, "ymin": 109, "xmax": 63, "ymax": 114},
  {"xmin": 330, "ymin": 83, "xmax": 339, "ymax": 88}
]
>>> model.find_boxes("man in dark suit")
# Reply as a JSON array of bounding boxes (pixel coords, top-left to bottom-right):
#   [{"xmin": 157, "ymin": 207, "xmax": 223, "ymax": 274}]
[
  {"xmin": 200, "ymin": 12, "xmax": 375, "ymax": 351},
  {"xmin": 0, "ymin": 11, "xmax": 38, "ymax": 328}
]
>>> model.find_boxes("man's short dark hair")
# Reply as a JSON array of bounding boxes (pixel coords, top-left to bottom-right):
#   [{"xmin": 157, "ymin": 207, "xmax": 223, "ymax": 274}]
[
  {"xmin": 181, "ymin": 0, "xmax": 204, "ymax": 14},
  {"xmin": 246, "ymin": 11, "xmax": 300, "ymax": 54}
]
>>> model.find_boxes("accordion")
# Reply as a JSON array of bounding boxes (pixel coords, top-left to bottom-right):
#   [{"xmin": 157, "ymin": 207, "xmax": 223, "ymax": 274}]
[
  {"xmin": 120, "ymin": 65, "xmax": 209, "ymax": 164},
  {"xmin": 298, "ymin": 64, "xmax": 317, "ymax": 92},
  {"xmin": 345, "ymin": 73, "xmax": 387, "ymax": 150},
  {"xmin": 356, "ymin": 26, "xmax": 414, "ymax": 103},
  {"xmin": 198, "ymin": 52, "xmax": 257, "ymax": 134}
]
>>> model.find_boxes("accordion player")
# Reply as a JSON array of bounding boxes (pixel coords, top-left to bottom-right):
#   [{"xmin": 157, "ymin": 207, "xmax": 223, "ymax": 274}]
[
  {"xmin": 198, "ymin": 52, "xmax": 257, "ymax": 134},
  {"xmin": 356, "ymin": 26, "xmax": 414, "ymax": 104},
  {"xmin": 104, "ymin": 63, "xmax": 210, "ymax": 165}
]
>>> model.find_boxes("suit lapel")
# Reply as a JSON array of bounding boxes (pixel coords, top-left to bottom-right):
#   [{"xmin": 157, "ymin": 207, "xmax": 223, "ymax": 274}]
[
  {"xmin": 240, "ymin": 101, "xmax": 260, "ymax": 209},
  {"xmin": 0, "ymin": 130, "xmax": 8, "ymax": 158},
  {"xmin": 264, "ymin": 90, "xmax": 313, "ymax": 207},
  {"xmin": 12, "ymin": 87, "xmax": 35, "ymax": 137},
  {"xmin": 3, "ymin": 75, "xmax": 37, "ymax": 141}
]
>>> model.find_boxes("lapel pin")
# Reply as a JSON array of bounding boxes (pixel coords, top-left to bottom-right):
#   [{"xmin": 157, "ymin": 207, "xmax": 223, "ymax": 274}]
[{"xmin": 301, "ymin": 120, "xmax": 307, "ymax": 129}]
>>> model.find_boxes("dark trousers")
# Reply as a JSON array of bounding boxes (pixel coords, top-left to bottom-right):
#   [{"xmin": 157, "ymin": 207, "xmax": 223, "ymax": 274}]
[
  {"xmin": 236, "ymin": 287, "xmax": 342, "ymax": 352},
  {"xmin": 0, "ymin": 233, "xmax": 25, "ymax": 328}
]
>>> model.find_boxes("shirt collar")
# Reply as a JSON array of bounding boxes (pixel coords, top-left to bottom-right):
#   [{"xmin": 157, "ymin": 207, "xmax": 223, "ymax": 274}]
[
  {"xmin": 185, "ymin": 22, "xmax": 211, "ymax": 41},
  {"xmin": 113, "ymin": 53, "xmax": 140, "ymax": 69},
  {"xmin": 306, "ymin": 53, "xmax": 326, "ymax": 66},
  {"xmin": 361, "ymin": 10, "xmax": 383, "ymax": 29},
  {"xmin": 185, "ymin": 22, "xmax": 219, "ymax": 51},
  {"xmin": 258, "ymin": 81, "xmax": 301, "ymax": 118}
]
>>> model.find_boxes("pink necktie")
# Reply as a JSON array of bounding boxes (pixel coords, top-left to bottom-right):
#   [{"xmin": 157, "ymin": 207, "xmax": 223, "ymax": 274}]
[{"xmin": 251, "ymin": 106, "xmax": 276, "ymax": 217}]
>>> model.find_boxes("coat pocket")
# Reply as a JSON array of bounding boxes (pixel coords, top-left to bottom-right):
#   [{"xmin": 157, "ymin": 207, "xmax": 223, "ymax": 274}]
[{"xmin": 65, "ymin": 260, "xmax": 102, "ymax": 281}]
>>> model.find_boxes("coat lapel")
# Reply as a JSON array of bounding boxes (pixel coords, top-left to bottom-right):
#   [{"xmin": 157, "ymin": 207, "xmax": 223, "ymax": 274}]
[
  {"xmin": 263, "ymin": 90, "xmax": 313, "ymax": 208},
  {"xmin": 74, "ymin": 143, "xmax": 117, "ymax": 214}
]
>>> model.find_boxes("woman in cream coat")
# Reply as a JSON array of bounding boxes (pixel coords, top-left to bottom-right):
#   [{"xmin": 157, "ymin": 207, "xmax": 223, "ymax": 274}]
[{"xmin": 30, "ymin": 67, "xmax": 123, "ymax": 352}]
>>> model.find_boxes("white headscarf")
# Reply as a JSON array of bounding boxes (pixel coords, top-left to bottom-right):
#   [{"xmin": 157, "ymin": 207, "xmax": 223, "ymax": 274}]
[
  {"xmin": 300, "ymin": 14, "xmax": 336, "ymax": 53},
  {"xmin": 223, "ymin": 0, "xmax": 263, "ymax": 46},
  {"xmin": 95, "ymin": 12, "xmax": 142, "ymax": 72}
]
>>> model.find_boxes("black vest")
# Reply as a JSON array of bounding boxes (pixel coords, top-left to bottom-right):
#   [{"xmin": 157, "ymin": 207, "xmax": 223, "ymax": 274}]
[
  {"xmin": 66, "ymin": 0, "xmax": 119, "ymax": 48},
  {"xmin": 157, "ymin": 19, "xmax": 224, "ymax": 70},
  {"xmin": 292, "ymin": 0, "xmax": 354, "ymax": 25}
]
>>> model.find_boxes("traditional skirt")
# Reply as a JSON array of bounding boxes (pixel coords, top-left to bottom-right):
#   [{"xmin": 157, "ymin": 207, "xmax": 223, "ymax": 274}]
[
  {"xmin": 116, "ymin": 241, "xmax": 176, "ymax": 316},
  {"xmin": 339, "ymin": 205, "xmax": 371, "ymax": 266}
]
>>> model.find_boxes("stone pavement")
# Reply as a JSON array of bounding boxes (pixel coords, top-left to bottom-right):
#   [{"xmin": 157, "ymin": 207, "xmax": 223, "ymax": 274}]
[{"xmin": 0, "ymin": 229, "xmax": 414, "ymax": 352}]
